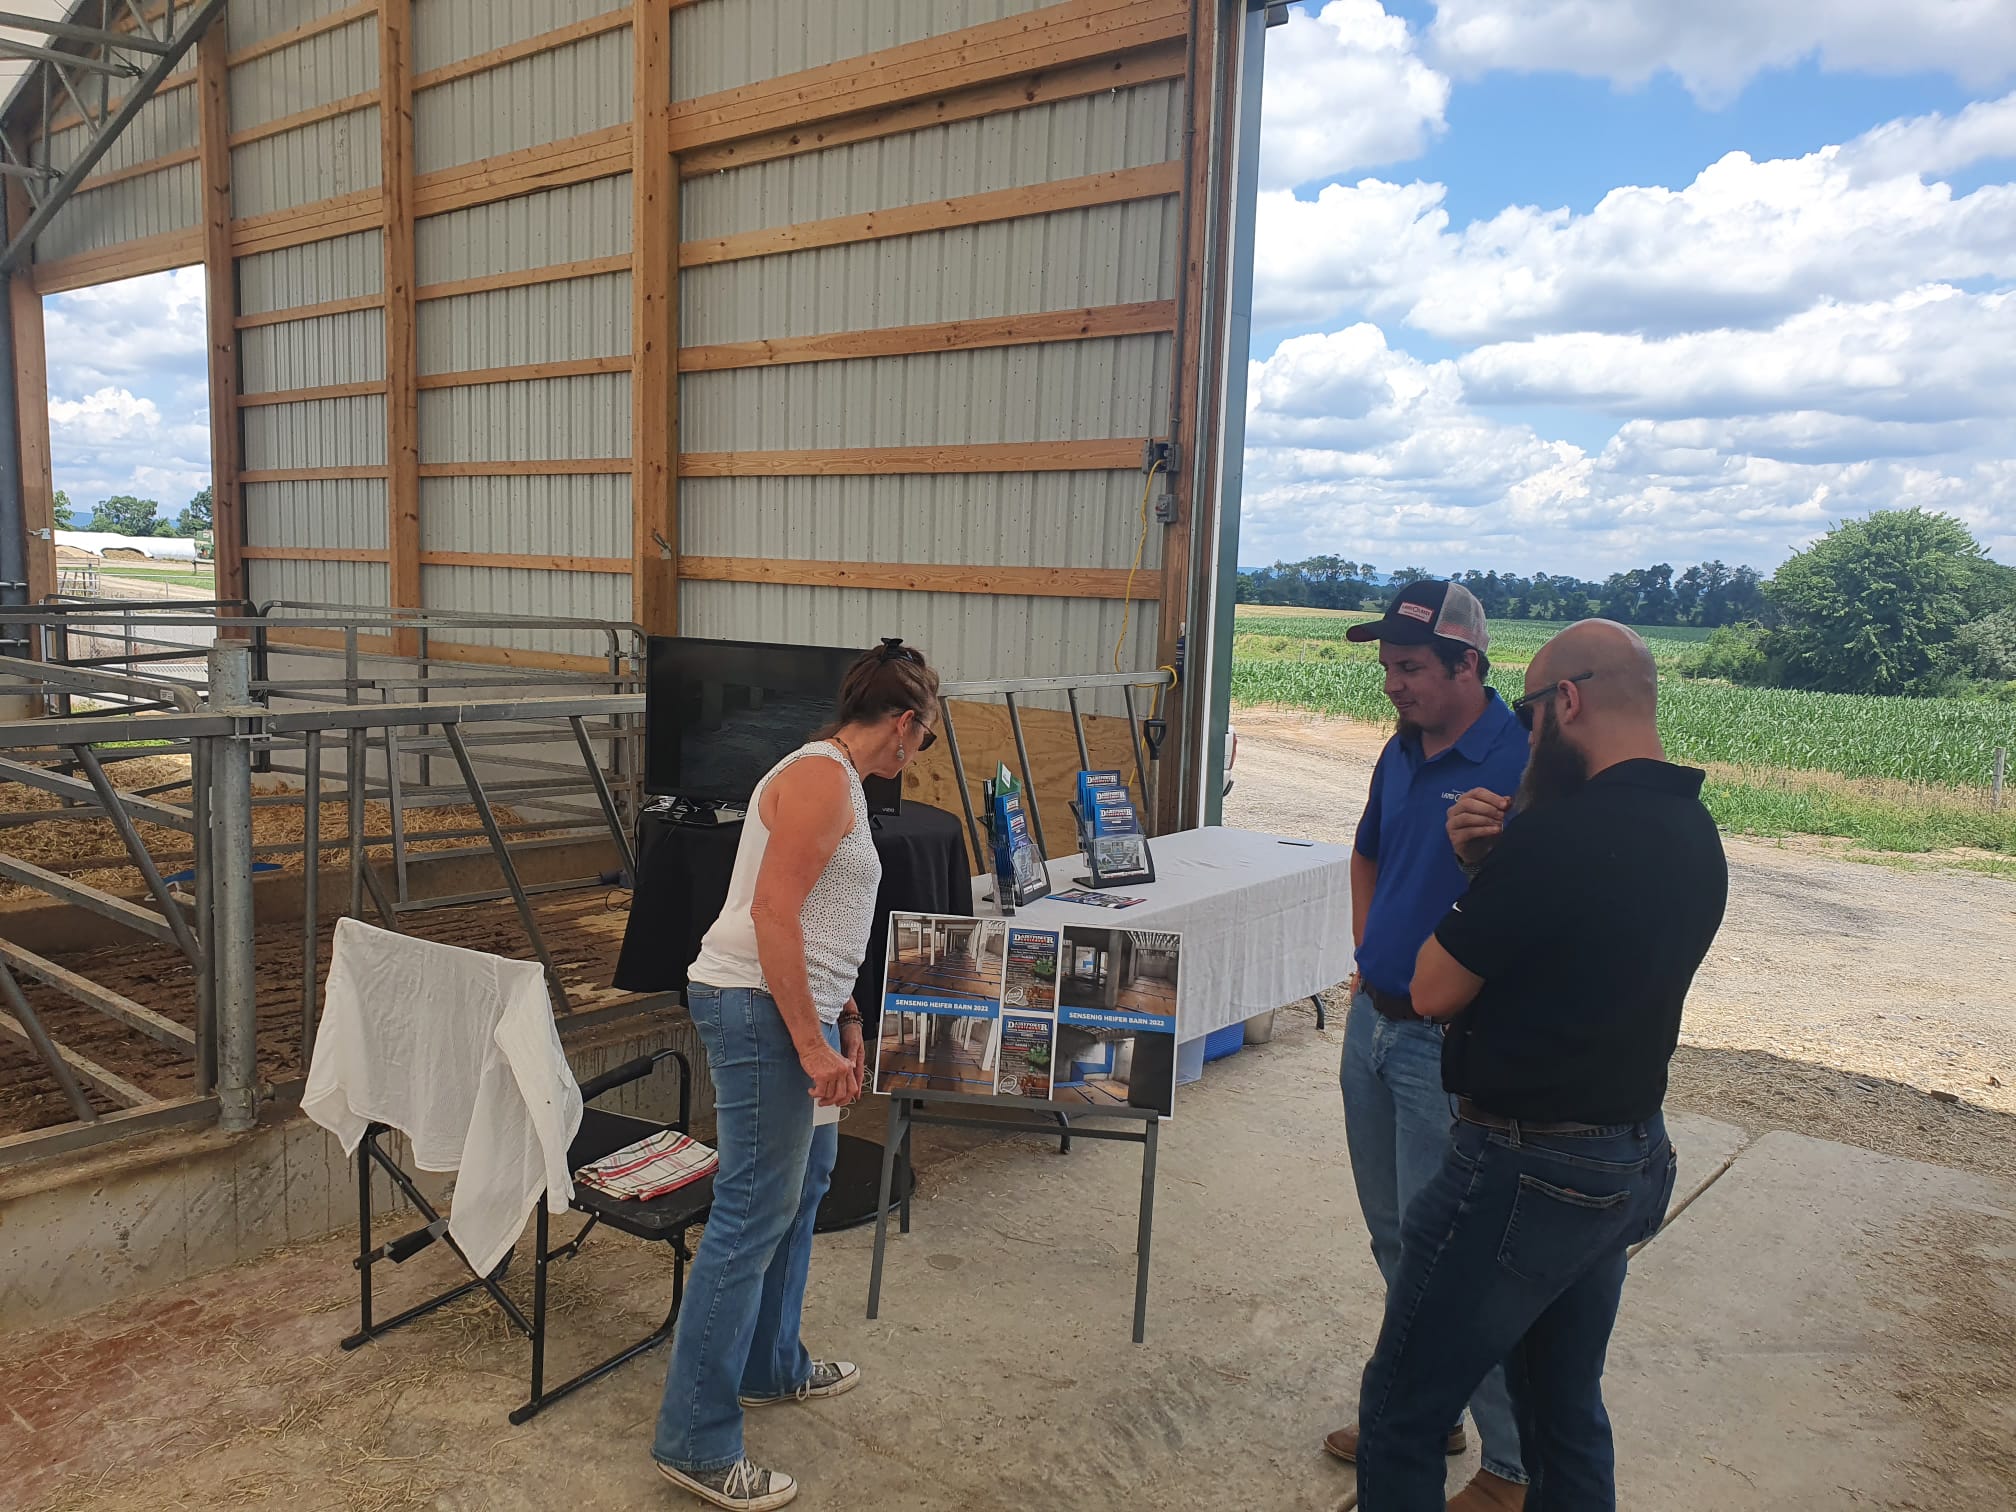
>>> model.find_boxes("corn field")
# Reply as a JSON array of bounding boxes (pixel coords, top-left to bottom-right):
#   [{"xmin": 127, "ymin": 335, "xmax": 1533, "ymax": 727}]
[{"xmin": 1229, "ymin": 660, "xmax": 2014, "ymax": 790}]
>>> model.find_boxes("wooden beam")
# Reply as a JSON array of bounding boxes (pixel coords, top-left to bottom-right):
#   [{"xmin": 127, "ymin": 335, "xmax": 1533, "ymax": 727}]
[
  {"xmin": 238, "ymin": 380, "xmax": 389, "ymax": 407},
  {"xmin": 235, "ymin": 293, "xmax": 385, "ymax": 330},
  {"xmin": 633, "ymin": 0, "xmax": 676, "ymax": 636},
  {"xmin": 230, "ymin": 190, "xmax": 383, "ymax": 258},
  {"xmin": 679, "ymin": 39, "xmax": 1187, "ymax": 179},
  {"xmin": 678, "ymin": 556, "xmax": 1160, "ymax": 601},
  {"xmin": 411, "ymin": 9, "xmax": 632, "ymax": 92},
  {"xmin": 6, "ymin": 184, "xmax": 54, "ymax": 606},
  {"xmin": 238, "ymin": 466, "xmax": 390, "ymax": 484},
  {"xmin": 678, "ymin": 300, "xmax": 1176, "ymax": 373},
  {"xmin": 415, "ymin": 355, "xmax": 629, "ymax": 390},
  {"xmin": 410, "ymin": 124, "xmax": 631, "ymax": 220},
  {"xmin": 678, "ymin": 440, "xmax": 1147, "ymax": 477},
  {"xmin": 228, "ymin": 90, "xmax": 377, "ymax": 150},
  {"xmin": 380, "ymin": 0, "xmax": 421, "ymax": 649},
  {"xmin": 227, "ymin": 1, "xmax": 380, "ymax": 68},
  {"xmin": 416, "ymin": 459, "xmax": 630, "ymax": 477},
  {"xmin": 667, "ymin": 0, "xmax": 1185, "ymax": 152},
  {"xmin": 29, "ymin": 227, "xmax": 202, "ymax": 294},
  {"xmin": 74, "ymin": 146, "xmax": 201, "ymax": 196},
  {"xmin": 197, "ymin": 26, "xmax": 243, "ymax": 611},
  {"xmin": 240, "ymin": 545, "xmax": 392, "ymax": 562},
  {"xmin": 418, "ymin": 551, "xmax": 632, "ymax": 573},
  {"xmin": 414, "ymin": 253, "xmax": 630, "ymax": 304},
  {"xmin": 678, "ymin": 162, "xmax": 1182, "ymax": 268}
]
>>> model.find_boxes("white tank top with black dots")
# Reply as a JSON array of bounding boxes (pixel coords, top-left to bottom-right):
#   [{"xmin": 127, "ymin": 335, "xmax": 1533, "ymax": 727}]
[{"xmin": 690, "ymin": 742, "xmax": 883, "ymax": 1023}]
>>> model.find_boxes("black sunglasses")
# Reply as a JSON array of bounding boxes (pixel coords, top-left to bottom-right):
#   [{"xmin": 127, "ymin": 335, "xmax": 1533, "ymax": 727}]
[
  {"xmin": 876, "ymin": 639, "xmax": 938, "ymax": 751},
  {"xmin": 1511, "ymin": 672, "xmax": 1593, "ymax": 732}
]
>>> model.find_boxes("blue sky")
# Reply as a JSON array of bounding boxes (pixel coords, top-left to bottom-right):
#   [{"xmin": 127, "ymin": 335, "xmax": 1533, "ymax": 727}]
[{"xmin": 40, "ymin": 0, "xmax": 2016, "ymax": 581}]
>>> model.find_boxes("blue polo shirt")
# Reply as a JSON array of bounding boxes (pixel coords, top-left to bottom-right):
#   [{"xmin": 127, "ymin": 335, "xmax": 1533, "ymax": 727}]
[{"xmin": 1354, "ymin": 690, "xmax": 1529, "ymax": 998}]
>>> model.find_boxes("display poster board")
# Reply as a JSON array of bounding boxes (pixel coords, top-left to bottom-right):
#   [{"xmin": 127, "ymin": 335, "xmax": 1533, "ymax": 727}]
[{"xmin": 874, "ymin": 913, "xmax": 1182, "ymax": 1116}]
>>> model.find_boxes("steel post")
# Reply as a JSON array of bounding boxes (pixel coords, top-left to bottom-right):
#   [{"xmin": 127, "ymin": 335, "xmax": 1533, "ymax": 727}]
[
  {"xmin": 301, "ymin": 730, "xmax": 322, "ymax": 1065},
  {"xmin": 209, "ymin": 643, "xmax": 259, "ymax": 1133},
  {"xmin": 191, "ymin": 737, "xmax": 215, "ymax": 1093}
]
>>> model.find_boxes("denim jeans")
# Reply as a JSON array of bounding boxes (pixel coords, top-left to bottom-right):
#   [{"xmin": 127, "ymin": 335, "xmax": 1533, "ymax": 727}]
[
  {"xmin": 1341, "ymin": 990, "xmax": 1526, "ymax": 1486},
  {"xmin": 1356, "ymin": 1111, "xmax": 1678, "ymax": 1511},
  {"xmin": 653, "ymin": 985, "xmax": 841, "ymax": 1474}
]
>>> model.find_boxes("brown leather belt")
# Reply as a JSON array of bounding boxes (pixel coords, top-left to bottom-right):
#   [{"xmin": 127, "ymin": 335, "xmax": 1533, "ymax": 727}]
[
  {"xmin": 1456, "ymin": 1097, "xmax": 1610, "ymax": 1136},
  {"xmin": 1367, "ymin": 986, "xmax": 1423, "ymax": 1023}
]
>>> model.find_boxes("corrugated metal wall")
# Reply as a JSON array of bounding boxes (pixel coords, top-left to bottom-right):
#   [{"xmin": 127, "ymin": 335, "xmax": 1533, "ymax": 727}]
[
  {"xmin": 229, "ymin": 16, "xmax": 381, "ymax": 219},
  {"xmin": 413, "ymin": 25, "xmax": 631, "ymax": 174},
  {"xmin": 31, "ymin": 53, "xmax": 201, "ymax": 263}
]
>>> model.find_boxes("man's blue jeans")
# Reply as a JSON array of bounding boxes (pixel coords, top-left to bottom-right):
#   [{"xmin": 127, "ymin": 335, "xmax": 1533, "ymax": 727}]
[
  {"xmin": 653, "ymin": 985, "xmax": 841, "ymax": 1475},
  {"xmin": 1356, "ymin": 1111, "xmax": 1678, "ymax": 1511},
  {"xmin": 1342, "ymin": 990, "xmax": 1526, "ymax": 1486}
]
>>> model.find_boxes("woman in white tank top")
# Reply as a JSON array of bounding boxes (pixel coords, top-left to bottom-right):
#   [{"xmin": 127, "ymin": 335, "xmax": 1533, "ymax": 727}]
[{"xmin": 654, "ymin": 640, "xmax": 940, "ymax": 1512}]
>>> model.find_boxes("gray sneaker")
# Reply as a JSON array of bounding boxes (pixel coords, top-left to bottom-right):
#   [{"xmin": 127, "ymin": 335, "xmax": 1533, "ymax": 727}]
[
  {"xmin": 655, "ymin": 1456, "xmax": 796, "ymax": 1511},
  {"xmin": 740, "ymin": 1359, "xmax": 860, "ymax": 1408}
]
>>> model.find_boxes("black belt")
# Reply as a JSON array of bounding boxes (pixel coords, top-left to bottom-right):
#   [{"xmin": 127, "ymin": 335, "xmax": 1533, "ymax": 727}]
[
  {"xmin": 1367, "ymin": 986, "xmax": 1424, "ymax": 1023},
  {"xmin": 1456, "ymin": 1098, "xmax": 1609, "ymax": 1136}
]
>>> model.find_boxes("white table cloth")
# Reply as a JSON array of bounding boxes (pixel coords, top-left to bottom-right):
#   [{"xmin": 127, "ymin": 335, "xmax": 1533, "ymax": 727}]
[{"xmin": 971, "ymin": 826, "xmax": 1354, "ymax": 1039}]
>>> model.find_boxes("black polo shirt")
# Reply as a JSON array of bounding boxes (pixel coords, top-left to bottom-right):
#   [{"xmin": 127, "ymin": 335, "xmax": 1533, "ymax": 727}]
[{"xmin": 1434, "ymin": 759, "xmax": 1728, "ymax": 1124}]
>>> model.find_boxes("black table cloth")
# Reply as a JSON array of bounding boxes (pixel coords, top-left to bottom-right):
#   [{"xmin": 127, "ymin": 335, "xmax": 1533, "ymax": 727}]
[{"xmin": 612, "ymin": 801, "xmax": 973, "ymax": 1034}]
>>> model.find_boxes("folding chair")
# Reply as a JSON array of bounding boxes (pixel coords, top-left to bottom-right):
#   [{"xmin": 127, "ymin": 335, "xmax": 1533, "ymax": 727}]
[{"xmin": 339, "ymin": 1046, "xmax": 713, "ymax": 1425}]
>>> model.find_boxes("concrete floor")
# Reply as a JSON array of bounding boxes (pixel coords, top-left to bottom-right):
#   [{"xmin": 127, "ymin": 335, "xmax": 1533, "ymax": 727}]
[{"xmin": 6, "ymin": 1014, "xmax": 2013, "ymax": 1512}]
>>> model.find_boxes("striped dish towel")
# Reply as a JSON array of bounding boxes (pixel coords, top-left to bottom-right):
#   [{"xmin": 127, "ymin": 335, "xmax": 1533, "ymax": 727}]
[{"xmin": 574, "ymin": 1130, "xmax": 718, "ymax": 1201}]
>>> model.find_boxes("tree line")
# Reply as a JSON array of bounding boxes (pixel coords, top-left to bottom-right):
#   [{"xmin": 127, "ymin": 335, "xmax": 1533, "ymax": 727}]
[
  {"xmin": 1239, "ymin": 510, "xmax": 2016, "ymax": 698},
  {"xmin": 53, "ymin": 487, "xmax": 211, "ymax": 539}
]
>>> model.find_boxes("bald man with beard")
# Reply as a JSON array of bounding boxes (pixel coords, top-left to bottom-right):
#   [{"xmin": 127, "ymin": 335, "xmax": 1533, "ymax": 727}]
[{"xmin": 1348, "ymin": 622, "xmax": 1729, "ymax": 1512}]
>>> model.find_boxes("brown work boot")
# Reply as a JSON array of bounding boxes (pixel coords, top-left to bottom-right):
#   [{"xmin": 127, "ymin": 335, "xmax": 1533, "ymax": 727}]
[
  {"xmin": 1321, "ymin": 1423, "xmax": 1468, "ymax": 1462},
  {"xmin": 1447, "ymin": 1469, "xmax": 1526, "ymax": 1511}
]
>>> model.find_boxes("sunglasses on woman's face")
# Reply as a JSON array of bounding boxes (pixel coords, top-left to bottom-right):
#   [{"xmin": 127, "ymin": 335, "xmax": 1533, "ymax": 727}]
[
  {"xmin": 1510, "ymin": 671, "xmax": 1593, "ymax": 732},
  {"xmin": 909, "ymin": 711, "xmax": 938, "ymax": 752}
]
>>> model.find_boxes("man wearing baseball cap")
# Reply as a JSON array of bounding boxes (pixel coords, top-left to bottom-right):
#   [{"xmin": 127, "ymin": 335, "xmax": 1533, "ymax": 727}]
[{"xmin": 1325, "ymin": 580, "xmax": 1531, "ymax": 1511}]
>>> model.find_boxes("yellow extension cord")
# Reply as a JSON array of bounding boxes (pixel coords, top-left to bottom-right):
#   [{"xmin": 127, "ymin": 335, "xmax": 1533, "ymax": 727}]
[{"xmin": 1114, "ymin": 459, "xmax": 1164, "ymax": 674}]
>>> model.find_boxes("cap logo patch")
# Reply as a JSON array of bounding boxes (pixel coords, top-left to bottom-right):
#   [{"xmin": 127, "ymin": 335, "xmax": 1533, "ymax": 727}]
[{"xmin": 1397, "ymin": 602, "xmax": 1435, "ymax": 623}]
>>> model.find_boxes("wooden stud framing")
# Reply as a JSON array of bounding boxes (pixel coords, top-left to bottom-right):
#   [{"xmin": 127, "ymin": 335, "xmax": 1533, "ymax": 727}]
[
  {"xmin": 380, "ymin": 0, "xmax": 421, "ymax": 649},
  {"xmin": 679, "ymin": 440, "xmax": 1147, "ymax": 478},
  {"xmin": 679, "ymin": 162, "xmax": 1182, "ymax": 268},
  {"xmin": 415, "ymin": 254, "xmax": 630, "ymax": 304},
  {"xmin": 415, "ymin": 356, "xmax": 630, "ymax": 391},
  {"xmin": 416, "ymin": 460, "xmax": 630, "ymax": 478},
  {"xmin": 6, "ymin": 184, "xmax": 54, "ymax": 607},
  {"xmin": 228, "ymin": 91, "xmax": 378, "ymax": 150},
  {"xmin": 235, "ymin": 294, "xmax": 385, "ymax": 331},
  {"xmin": 240, "ymin": 545, "xmax": 392, "ymax": 562},
  {"xmin": 678, "ymin": 39, "xmax": 1188, "ymax": 179},
  {"xmin": 678, "ymin": 301, "xmax": 1177, "ymax": 373},
  {"xmin": 238, "ymin": 380, "xmax": 390, "ymax": 407},
  {"xmin": 633, "ymin": 0, "xmax": 677, "ymax": 635},
  {"xmin": 227, "ymin": 1, "xmax": 379, "ymax": 69},
  {"xmin": 197, "ymin": 25, "xmax": 243, "ymax": 608},
  {"xmin": 667, "ymin": 0, "xmax": 1186, "ymax": 152},
  {"xmin": 73, "ymin": 147, "xmax": 202, "ymax": 196},
  {"xmin": 418, "ymin": 551, "xmax": 632, "ymax": 573},
  {"xmin": 411, "ymin": 125, "xmax": 632, "ymax": 219},
  {"xmin": 678, "ymin": 557, "xmax": 1159, "ymax": 601},
  {"xmin": 41, "ymin": 72, "xmax": 197, "ymax": 143},
  {"xmin": 230, "ymin": 191, "xmax": 383, "ymax": 258},
  {"xmin": 238, "ymin": 466, "xmax": 391, "ymax": 484},
  {"xmin": 411, "ymin": 9, "xmax": 633, "ymax": 92},
  {"xmin": 29, "ymin": 228, "xmax": 202, "ymax": 294}
]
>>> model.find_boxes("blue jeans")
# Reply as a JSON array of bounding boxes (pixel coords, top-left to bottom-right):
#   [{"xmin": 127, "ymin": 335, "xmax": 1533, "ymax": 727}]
[
  {"xmin": 653, "ymin": 985, "xmax": 841, "ymax": 1474},
  {"xmin": 1341, "ymin": 990, "xmax": 1526, "ymax": 1485},
  {"xmin": 1356, "ymin": 1111, "xmax": 1678, "ymax": 1511}
]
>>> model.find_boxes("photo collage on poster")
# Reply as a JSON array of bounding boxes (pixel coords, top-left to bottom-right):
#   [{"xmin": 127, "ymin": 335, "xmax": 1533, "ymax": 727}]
[{"xmin": 874, "ymin": 913, "xmax": 1182, "ymax": 1116}]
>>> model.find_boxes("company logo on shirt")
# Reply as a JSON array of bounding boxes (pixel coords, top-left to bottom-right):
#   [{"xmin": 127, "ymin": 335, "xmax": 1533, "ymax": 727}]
[{"xmin": 1442, "ymin": 790, "xmax": 1463, "ymax": 802}]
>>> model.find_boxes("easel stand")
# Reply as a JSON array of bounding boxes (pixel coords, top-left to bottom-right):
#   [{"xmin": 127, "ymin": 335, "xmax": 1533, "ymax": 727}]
[{"xmin": 865, "ymin": 1091, "xmax": 1163, "ymax": 1343}]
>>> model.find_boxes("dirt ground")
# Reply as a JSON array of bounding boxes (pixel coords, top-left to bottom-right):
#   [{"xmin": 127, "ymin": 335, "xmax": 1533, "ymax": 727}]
[{"xmin": 1228, "ymin": 710, "xmax": 2016, "ymax": 1180}]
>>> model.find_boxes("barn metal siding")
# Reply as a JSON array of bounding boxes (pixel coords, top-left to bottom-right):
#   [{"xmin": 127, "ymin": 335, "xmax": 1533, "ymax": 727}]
[
  {"xmin": 53, "ymin": 82, "xmax": 200, "ymax": 179},
  {"xmin": 246, "ymin": 558, "xmax": 390, "ymax": 609},
  {"xmin": 30, "ymin": 161, "xmax": 202, "ymax": 262},
  {"xmin": 229, "ymin": 14, "xmax": 378, "ymax": 126},
  {"xmin": 241, "ymin": 395, "xmax": 389, "ymax": 469},
  {"xmin": 228, "ymin": 0, "xmax": 370, "ymax": 53},
  {"xmin": 415, "ymin": 273, "xmax": 631, "ymax": 374},
  {"xmin": 414, "ymin": 176, "xmax": 632, "ymax": 285},
  {"xmin": 244, "ymin": 480, "xmax": 389, "ymax": 552},
  {"xmin": 412, "ymin": 28, "xmax": 632, "ymax": 175},
  {"xmin": 680, "ymin": 199, "xmax": 1181, "ymax": 346},
  {"xmin": 420, "ymin": 565, "xmax": 634, "ymax": 655},
  {"xmin": 670, "ymin": 0, "xmax": 1057, "ymax": 100},
  {"xmin": 239, "ymin": 309, "xmax": 387, "ymax": 391},
  {"xmin": 417, "ymin": 373, "xmax": 629, "ymax": 462},
  {"xmin": 419, "ymin": 475, "xmax": 631, "ymax": 558},
  {"xmin": 237, "ymin": 230, "xmax": 385, "ymax": 315},
  {"xmin": 680, "ymin": 337, "xmax": 1170, "ymax": 451},
  {"xmin": 229, "ymin": 111, "xmax": 381, "ymax": 221},
  {"xmin": 413, "ymin": 0, "xmax": 629, "ymax": 74},
  {"xmin": 679, "ymin": 82, "xmax": 1183, "ymax": 242}
]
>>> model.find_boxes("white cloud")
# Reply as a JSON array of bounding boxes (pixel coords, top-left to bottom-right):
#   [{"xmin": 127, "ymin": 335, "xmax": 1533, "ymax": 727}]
[
  {"xmin": 1238, "ymin": 321, "xmax": 2016, "ymax": 574},
  {"xmin": 42, "ymin": 266, "xmax": 207, "ymax": 397},
  {"xmin": 1254, "ymin": 106, "xmax": 2016, "ymax": 340},
  {"xmin": 49, "ymin": 387, "xmax": 162, "ymax": 446},
  {"xmin": 1425, "ymin": 0, "xmax": 2016, "ymax": 106},
  {"xmin": 1259, "ymin": 1, "xmax": 1449, "ymax": 190}
]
